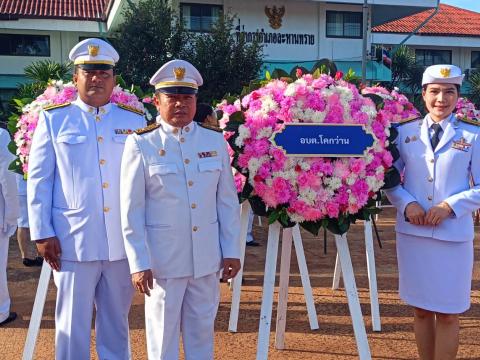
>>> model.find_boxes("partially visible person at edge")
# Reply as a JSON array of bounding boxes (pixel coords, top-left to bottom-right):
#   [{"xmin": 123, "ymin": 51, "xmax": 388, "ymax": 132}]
[
  {"xmin": 0, "ymin": 128, "xmax": 19, "ymax": 327},
  {"xmin": 26, "ymin": 38, "xmax": 145, "ymax": 359},
  {"xmin": 193, "ymin": 102, "xmax": 219, "ymax": 127},
  {"xmin": 16, "ymin": 175, "xmax": 42, "ymax": 267},
  {"xmin": 120, "ymin": 59, "xmax": 241, "ymax": 359},
  {"xmin": 385, "ymin": 64, "xmax": 480, "ymax": 360}
]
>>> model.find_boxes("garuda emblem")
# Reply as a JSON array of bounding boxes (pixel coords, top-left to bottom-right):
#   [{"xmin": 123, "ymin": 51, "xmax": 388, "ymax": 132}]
[{"xmin": 265, "ymin": 5, "xmax": 285, "ymax": 30}]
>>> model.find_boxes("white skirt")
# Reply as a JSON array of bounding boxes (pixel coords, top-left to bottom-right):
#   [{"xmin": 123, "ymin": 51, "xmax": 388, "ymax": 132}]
[{"xmin": 396, "ymin": 232, "xmax": 473, "ymax": 314}]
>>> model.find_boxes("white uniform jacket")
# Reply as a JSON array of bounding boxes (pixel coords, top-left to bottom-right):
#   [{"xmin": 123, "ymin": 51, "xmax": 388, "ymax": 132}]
[
  {"xmin": 0, "ymin": 129, "xmax": 18, "ymax": 236},
  {"xmin": 385, "ymin": 115, "xmax": 480, "ymax": 242},
  {"xmin": 27, "ymin": 98, "xmax": 145, "ymax": 261},
  {"xmin": 120, "ymin": 119, "xmax": 241, "ymax": 279}
]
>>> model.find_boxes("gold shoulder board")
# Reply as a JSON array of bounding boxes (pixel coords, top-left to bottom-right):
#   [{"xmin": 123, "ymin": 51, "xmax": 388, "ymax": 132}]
[
  {"xmin": 198, "ymin": 123, "xmax": 223, "ymax": 133},
  {"xmin": 135, "ymin": 123, "xmax": 160, "ymax": 135},
  {"xmin": 398, "ymin": 116, "xmax": 420, "ymax": 126},
  {"xmin": 458, "ymin": 118, "xmax": 480, "ymax": 127},
  {"xmin": 43, "ymin": 102, "xmax": 71, "ymax": 111},
  {"xmin": 117, "ymin": 103, "xmax": 145, "ymax": 115}
]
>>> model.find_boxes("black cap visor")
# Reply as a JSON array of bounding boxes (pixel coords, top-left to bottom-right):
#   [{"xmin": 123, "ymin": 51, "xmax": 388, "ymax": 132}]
[
  {"xmin": 77, "ymin": 63, "xmax": 114, "ymax": 71},
  {"xmin": 158, "ymin": 86, "xmax": 198, "ymax": 95}
]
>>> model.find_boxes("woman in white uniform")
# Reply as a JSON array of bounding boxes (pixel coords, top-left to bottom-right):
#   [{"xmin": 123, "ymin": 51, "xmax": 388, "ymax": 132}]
[{"xmin": 386, "ymin": 64, "xmax": 480, "ymax": 360}]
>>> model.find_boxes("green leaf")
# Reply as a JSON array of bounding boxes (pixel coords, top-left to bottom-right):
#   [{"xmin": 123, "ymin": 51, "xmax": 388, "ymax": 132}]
[
  {"xmin": 300, "ymin": 221, "xmax": 321, "ymax": 236},
  {"xmin": 363, "ymin": 93, "xmax": 384, "ymax": 109},
  {"xmin": 229, "ymin": 111, "xmax": 245, "ymax": 123},
  {"xmin": 265, "ymin": 71, "xmax": 271, "ymax": 81},
  {"xmin": 268, "ymin": 210, "xmax": 280, "ymax": 224},
  {"xmin": 12, "ymin": 99, "xmax": 24, "ymax": 108},
  {"xmin": 8, "ymin": 159, "xmax": 23, "ymax": 175},
  {"xmin": 116, "ymin": 75, "xmax": 127, "ymax": 89}
]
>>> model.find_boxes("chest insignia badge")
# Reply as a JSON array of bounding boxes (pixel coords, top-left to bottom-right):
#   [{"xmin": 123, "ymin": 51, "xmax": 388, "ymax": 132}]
[
  {"xmin": 114, "ymin": 129, "xmax": 134, "ymax": 135},
  {"xmin": 452, "ymin": 137, "xmax": 471, "ymax": 152},
  {"xmin": 405, "ymin": 136, "xmax": 411, "ymax": 143},
  {"xmin": 198, "ymin": 151, "xmax": 218, "ymax": 158}
]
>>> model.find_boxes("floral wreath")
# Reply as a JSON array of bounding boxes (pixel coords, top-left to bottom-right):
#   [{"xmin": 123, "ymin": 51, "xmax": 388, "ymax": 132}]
[
  {"xmin": 9, "ymin": 80, "xmax": 146, "ymax": 176},
  {"xmin": 217, "ymin": 67, "xmax": 419, "ymax": 234}
]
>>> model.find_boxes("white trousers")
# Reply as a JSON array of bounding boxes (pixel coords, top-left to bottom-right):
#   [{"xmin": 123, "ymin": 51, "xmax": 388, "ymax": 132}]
[
  {"xmin": 0, "ymin": 232, "xmax": 10, "ymax": 322},
  {"xmin": 52, "ymin": 259, "xmax": 134, "ymax": 360},
  {"xmin": 145, "ymin": 272, "xmax": 220, "ymax": 360}
]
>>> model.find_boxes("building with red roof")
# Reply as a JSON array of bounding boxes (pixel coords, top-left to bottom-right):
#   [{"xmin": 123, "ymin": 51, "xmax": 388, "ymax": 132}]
[{"xmin": 373, "ymin": 4, "xmax": 480, "ymax": 72}]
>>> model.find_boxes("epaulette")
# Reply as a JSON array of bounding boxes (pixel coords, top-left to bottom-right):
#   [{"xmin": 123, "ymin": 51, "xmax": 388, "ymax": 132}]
[
  {"xmin": 458, "ymin": 117, "xmax": 480, "ymax": 127},
  {"xmin": 398, "ymin": 116, "xmax": 420, "ymax": 126},
  {"xmin": 198, "ymin": 123, "xmax": 223, "ymax": 133},
  {"xmin": 117, "ymin": 103, "xmax": 145, "ymax": 116},
  {"xmin": 135, "ymin": 123, "xmax": 160, "ymax": 135},
  {"xmin": 43, "ymin": 102, "xmax": 71, "ymax": 111}
]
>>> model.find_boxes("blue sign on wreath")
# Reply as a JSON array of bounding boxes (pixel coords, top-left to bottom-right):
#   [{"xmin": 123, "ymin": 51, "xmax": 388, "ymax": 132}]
[{"xmin": 272, "ymin": 123, "xmax": 374, "ymax": 157}]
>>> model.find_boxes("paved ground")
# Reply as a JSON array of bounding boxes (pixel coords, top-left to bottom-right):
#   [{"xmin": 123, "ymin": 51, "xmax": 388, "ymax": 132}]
[{"xmin": 1, "ymin": 208, "xmax": 480, "ymax": 359}]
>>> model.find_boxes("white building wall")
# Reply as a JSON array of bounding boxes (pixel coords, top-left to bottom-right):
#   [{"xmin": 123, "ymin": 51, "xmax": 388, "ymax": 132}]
[
  {"xmin": 372, "ymin": 32, "xmax": 480, "ymax": 71},
  {"xmin": 0, "ymin": 19, "xmax": 102, "ymax": 77}
]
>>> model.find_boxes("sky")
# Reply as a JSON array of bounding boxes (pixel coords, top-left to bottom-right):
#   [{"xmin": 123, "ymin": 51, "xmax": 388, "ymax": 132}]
[{"xmin": 442, "ymin": 0, "xmax": 480, "ymax": 12}]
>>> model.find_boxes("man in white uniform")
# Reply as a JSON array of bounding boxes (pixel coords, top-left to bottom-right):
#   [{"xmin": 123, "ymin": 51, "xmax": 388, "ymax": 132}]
[
  {"xmin": 120, "ymin": 59, "xmax": 241, "ymax": 359},
  {"xmin": 0, "ymin": 128, "xmax": 19, "ymax": 326},
  {"xmin": 27, "ymin": 38, "xmax": 145, "ymax": 359}
]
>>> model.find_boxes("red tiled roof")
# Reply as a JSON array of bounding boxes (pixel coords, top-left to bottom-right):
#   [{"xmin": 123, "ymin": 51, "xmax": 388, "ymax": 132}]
[
  {"xmin": 0, "ymin": 0, "xmax": 110, "ymax": 21},
  {"xmin": 372, "ymin": 4, "xmax": 480, "ymax": 37}
]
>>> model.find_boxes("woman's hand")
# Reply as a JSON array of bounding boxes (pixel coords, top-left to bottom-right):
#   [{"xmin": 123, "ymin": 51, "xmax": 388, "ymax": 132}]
[
  {"xmin": 425, "ymin": 202, "xmax": 453, "ymax": 226},
  {"xmin": 405, "ymin": 202, "xmax": 426, "ymax": 225}
]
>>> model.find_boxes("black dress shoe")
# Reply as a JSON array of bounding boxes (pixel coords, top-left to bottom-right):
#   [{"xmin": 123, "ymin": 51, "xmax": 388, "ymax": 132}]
[
  {"xmin": 246, "ymin": 240, "xmax": 261, "ymax": 247},
  {"xmin": 0, "ymin": 312, "xmax": 17, "ymax": 326},
  {"xmin": 22, "ymin": 258, "xmax": 37, "ymax": 267},
  {"xmin": 22, "ymin": 257, "xmax": 43, "ymax": 267}
]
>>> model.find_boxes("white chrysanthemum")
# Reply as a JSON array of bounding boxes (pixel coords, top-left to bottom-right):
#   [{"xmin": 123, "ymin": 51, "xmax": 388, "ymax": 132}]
[
  {"xmin": 346, "ymin": 174, "xmax": 357, "ymax": 186},
  {"xmin": 284, "ymin": 83, "xmax": 297, "ymax": 97},
  {"xmin": 248, "ymin": 155, "xmax": 269, "ymax": 175},
  {"xmin": 288, "ymin": 213, "xmax": 305, "ymax": 223},
  {"xmin": 235, "ymin": 125, "xmax": 251, "ymax": 147},
  {"xmin": 361, "ymin": 105, "xmax": 377, "ymax": 119},
  {"xmin": 324, "ymin": 177, "xmax": 342, "ymax": 191},
  {"xmin": 299, "ymin": 188, "xmax": 317, "ymax": 205},
  {"xmin": 256, "ymin": 127, "xmax": 273, "ymax": 139},
  {"xmin": 260, "ymin": 95, "xmax": 278, "ymax": 115}
]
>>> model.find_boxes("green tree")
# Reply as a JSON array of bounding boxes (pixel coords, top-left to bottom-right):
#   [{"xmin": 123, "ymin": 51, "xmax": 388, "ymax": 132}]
[
  {"xmin": 467, "ymin": 69, "xmax": 480, "ymax": 107},
  {"xmin": 111, "ymin": 0, "xmax": 192, "ymax": 90},
  {"xmin": 186, "ymin": 14, "xmax": 263, "ymax": 102}
]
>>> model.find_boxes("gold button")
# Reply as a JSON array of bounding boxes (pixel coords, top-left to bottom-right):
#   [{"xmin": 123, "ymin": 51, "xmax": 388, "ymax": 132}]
[
  {"xmin": 427, "ymin": 196, "xmax": 433, "ymax": 201},
  {"xmin": 88, "ymin": 107, "xmax": 94, "ymax": 113},
  {"xmin": 99, "ymin": 159, "xmax": 106, "ymax": 165},
  {"xmin": 97, "ymin": 136, "xmax": 103, "ymax": 142},
  {"xmin": 104, "ymin": 207, "xmax": 110, "ymax": 212},
  {"xmin": 185, "ymin": 127, "xmax": 190, "ymax": 132},
  {"xmin": 102, "ymin": 182, "xmax": 109, "ymax": 189},
  {"xmin": 173, "ymin": 128, "xmax": 179, "ymax": 134},
  {"xmin": 180, "ymin": 137, "xmax": 185, "ymax": 143},
  {"xmin": 95, "ymin": 116, "xmax": 101, "ymax": 122},
  {"xmin": 193, "ymin": 226, "xmax": 198, "ymax": 232},
  {"xmin": 430, "ymin": 159, "xmax": 435, "ymax": 163},
  {"xmin": 428, "ymin": 177, "xmax": 433, "ymax": 182},
  {"xmin": 159, "ymin": 149, "xmax": 166, "ymax": 156},
  {"xmin": 191, "ymin": 203, "xmax": 197, "ymax": 209},
  {"xmin": 188, "ymin": 180, "xmax": 194, "ymax": 187},
  {"xmin": 100, "ymin": 107, "xmax": 106, "ymax": 114},
  {"xmin": 184, "ymin": 159, "xmax": 190, "ymax": 164}
]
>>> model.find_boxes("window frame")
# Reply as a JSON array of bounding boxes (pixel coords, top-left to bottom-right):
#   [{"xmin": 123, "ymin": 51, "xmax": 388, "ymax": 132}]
[
  {"xmin": 326, "ymin": 11, "xmax": 363, "ymax": 39},
  {"xmin": 0, "ymin": 34, "xmax": 51, "ymax": 57},
  {"xmin": 415, "ymin": 49, "xmax": 452, "ymax": 67},
  {"xmin": 180, "ymin": 2, "xmax": 223, "ymax": 33},
  {"xmin": 471, "ymin": 51, "xmax": 480, "ymax": 69}
]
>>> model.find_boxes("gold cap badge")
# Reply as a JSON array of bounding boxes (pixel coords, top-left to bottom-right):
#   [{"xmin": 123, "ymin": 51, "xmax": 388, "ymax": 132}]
[
  {"xmin": 440, "ymin": 67, "xmax": 451, "ymax": 78},
  {"xmin": 174, "ymin": 67, "xmax": 186, "ymax": 81},
  {"xmin": 88, "ymin": 45, "xmax": 99, "ymax": 57}
]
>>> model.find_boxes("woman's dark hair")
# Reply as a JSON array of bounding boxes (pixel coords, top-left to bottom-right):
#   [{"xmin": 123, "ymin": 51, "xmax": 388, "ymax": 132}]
[{"xmin": 193, "ymin": 103, "xmax": 214, "ymax": 123}]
